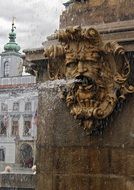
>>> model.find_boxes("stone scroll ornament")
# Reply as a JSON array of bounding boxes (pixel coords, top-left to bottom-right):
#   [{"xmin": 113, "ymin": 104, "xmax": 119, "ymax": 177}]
[{"xmin": 44, "ymin": 26, "xmax": 134, "ymax": 131}]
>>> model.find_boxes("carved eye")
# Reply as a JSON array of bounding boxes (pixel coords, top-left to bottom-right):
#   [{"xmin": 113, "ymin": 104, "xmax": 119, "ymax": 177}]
[{"xmin": 66, "ymin": 62, "xmax": 77, "ymax": 68}]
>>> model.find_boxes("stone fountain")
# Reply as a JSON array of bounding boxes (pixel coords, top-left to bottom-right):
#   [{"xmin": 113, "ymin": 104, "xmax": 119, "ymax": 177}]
[{"xmin": 25, "ymin": 26, "xmax": 134, "ymax": 190}]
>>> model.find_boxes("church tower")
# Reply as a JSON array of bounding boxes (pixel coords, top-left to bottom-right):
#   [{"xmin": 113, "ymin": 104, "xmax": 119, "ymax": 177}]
[{"xmin": 0, "ymin": 19, "xmax": 23, "ymax": 78}]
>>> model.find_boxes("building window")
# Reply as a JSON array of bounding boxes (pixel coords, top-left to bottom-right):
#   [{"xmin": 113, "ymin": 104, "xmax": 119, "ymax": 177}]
[
  {"xmin": 20, "ymin": 144, "xmax": 33, "ymax": 168},
  {"xmin": 12, "ymin": 120, "xmax": 19, "ymax": 136},
  {"xmin": 13, "ymin": 102, "xmax": 19, "ymax": 112},
  {"xmin": 25, "ymin": 102, "xmax": 31, "ymax": 112},
  {"xmin": 23, "ymin": 120, "xmax": 31, "ymax": 136},
  {"xmin": 1, "ymin": 103, "xmax": 8, "ymax": 112},
  {"xmin": 0, "ymin": 121, "xmax": 7, "ymax": 136},
  {"xmin": 0, "ymin": 148, "xmax": 5, "ymax": 161},
  {"xmin": 4, "ymin": 61, "xmax": 10, "ymax": 77}
]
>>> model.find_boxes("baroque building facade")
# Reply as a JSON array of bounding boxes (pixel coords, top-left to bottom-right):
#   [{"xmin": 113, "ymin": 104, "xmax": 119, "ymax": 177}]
[{"xmin": 0, "ymin": 22, "xmax": 38, "ymax": 169}]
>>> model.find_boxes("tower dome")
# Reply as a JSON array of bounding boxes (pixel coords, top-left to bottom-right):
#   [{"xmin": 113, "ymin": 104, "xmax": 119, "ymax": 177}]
[{"xmin": 4, "ymin": 20, "xmax": 20, "ymax": 52}]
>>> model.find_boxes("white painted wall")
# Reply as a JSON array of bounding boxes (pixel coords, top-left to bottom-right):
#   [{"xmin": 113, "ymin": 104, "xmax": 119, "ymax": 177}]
[{"xmin": 0, "ymin": 141, "xmax": 15, "ymax": 163}]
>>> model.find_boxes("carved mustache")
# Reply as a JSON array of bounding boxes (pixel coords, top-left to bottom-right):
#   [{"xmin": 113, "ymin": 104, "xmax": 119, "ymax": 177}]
[{"xmin": 75, "ymin": 75, "xmax": 95, "ymax": 85}]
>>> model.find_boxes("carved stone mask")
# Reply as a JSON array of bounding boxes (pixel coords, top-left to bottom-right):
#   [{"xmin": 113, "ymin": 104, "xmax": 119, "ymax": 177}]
[{"xmin": 44, "ymin": 26, "xmax": 134, "ymax": 131}]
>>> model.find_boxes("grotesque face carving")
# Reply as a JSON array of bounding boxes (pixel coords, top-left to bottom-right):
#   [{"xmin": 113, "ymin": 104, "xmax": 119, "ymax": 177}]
[
  {"xmin": 64, "ymin": 42, "xmax": 103, "ymax": 126},
  {"xmin": 44, "ymin": 26, "xmax": 134, "ymax": 131}
]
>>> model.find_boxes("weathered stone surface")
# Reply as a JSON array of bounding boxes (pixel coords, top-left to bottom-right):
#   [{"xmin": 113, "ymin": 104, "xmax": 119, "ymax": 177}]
[
  {"xmin": 59, "ymin": 0, "xmax": 134, "ymax": 53},
  {"xmin": 53, "ymin": 175, "xmax": 126, "ymax": 190},
  {"xmin": 36, "ymin": 82, "xmax": 134, "ymax": 190},
  {"xmin": 60, "ymin": 0, "xmax": 134, "ymax": 28},
  {"xmin": 126, "ymin": 178, "xmax": 134, "ymax": 190},
  {"xmin": 53, "ymin": 147, "xmax": 110, "ymax": 174}
]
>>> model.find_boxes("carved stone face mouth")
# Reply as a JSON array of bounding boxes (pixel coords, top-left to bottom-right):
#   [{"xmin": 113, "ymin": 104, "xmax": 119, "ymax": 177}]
[{"xmin": 75, "ymin": 75, "xmax": 94, "ymax": 87}]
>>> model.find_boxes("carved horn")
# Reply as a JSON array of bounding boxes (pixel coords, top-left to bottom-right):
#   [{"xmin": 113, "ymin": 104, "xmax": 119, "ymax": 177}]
[
  {"xmin": 44, "ymin": 45, "xmax": 65, "ymax": 59},
  {"xmin": 105, "ymin": 41, "xmax": 130, "ymax": 84}
]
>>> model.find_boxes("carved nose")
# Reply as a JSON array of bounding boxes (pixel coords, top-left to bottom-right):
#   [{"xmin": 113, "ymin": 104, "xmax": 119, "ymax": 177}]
[{"xmin": 78, "ymin": 62, "xmax": 87, "ymax": 74}]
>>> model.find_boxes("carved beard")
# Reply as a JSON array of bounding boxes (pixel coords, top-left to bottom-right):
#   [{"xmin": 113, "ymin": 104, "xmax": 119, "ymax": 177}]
[
  {"xmin": 65, "ymin": 75, "xmax": 103, "ymax": 129},
  {"xmin": 64, "ymin": 73, "xmax": 119, "ymax": 130}
]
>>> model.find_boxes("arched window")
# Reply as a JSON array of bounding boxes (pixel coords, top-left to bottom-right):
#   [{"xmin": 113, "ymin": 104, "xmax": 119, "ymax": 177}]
[
  {"xmin": 4, "ymin": 61, "xmax": 10, "ymax": 77},
  {"xmin": 13, "ymin": 102, "xmax": 19, "ymax": 111},
  {"xmin": 25, "ymin": 102, "xmax": 31, "ymax": 111},
  {"xmin": 11, "ymin": 119, "xmax": 19, "ymax": 136},
  {"xmin": 20, "ymin": 144, "xmax": 33, "ymax": 168},
  {"xmin": 0, "ymin": 120, "xmax": 7, "ymax": 136}
]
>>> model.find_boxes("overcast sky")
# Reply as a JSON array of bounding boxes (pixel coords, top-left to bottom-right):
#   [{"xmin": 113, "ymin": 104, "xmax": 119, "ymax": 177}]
[{"xmin": 0, "ymin": 0, "xmax": 65, "ymax": 53}]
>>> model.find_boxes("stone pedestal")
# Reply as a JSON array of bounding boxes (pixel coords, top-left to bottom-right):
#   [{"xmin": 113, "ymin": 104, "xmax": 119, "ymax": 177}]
[
  {"xmin": 60, "ymin": 0, "xmax": 134, "ymax": 28},
  {"xmin": 36, "ymin": 82, "xmax": 134, "ymax": 190}
]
